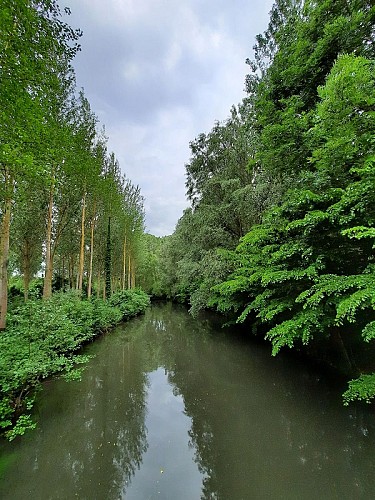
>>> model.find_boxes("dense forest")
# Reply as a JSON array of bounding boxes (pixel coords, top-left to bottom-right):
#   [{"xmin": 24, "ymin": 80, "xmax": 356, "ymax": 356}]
[
  {"xmin": 142, "ymin": 0, "xmax": 375, "ymax": 405},
  {"xmin": 1, "ymin": 0, "xmax": 375, "ymax": 438}
]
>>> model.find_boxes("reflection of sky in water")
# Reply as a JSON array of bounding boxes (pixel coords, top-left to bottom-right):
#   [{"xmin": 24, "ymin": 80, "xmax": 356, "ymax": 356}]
[
  {"xmin": 124, "ymin": 367, "xmax": 204, "ymax": 499},
  {"xmin": 1, "ymin": 304, "xmax": 375, "ymax": 500}
]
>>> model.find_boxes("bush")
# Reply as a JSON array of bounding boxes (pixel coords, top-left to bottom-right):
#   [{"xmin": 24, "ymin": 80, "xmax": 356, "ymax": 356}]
[
  {"xmin": 0, "ymin": 288, "xmax": 150, "ymax": 440},
  {"xmin": 91, "ymin": 298, "xmax": 123, "ymax": 332},
  {"xmin": 108, "ymin": 289, "xmax": 150, "ymax": 319}
]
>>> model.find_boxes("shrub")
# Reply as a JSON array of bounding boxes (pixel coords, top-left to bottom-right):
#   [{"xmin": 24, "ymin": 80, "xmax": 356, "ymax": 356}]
[
  {"xmin": 0, "ymin": 288, "xmax": 150, "ymax": 440},
  {"xmin": 108, "ymin": 289, "xmax": 150, "ymax": 320}
]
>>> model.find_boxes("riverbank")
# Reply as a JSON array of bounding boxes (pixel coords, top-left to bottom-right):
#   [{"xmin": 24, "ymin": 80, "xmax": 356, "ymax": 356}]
[{"xmin": 0, "ymin": 289, "xmax": 150, "ymax": 440}]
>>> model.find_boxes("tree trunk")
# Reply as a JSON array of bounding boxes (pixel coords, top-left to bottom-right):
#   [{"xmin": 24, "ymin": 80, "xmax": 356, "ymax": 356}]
[
  {"xmin": 96, "ymin": 269, "xmax": 101, "ymax": 299},
  {"xmin": 128, "ymin": 252, "xmax": 131, "ymax": 289},
  {"xmin": 77, "ymin": 189, "xmax": 86, "ymax": 292},
  {"xmin": 87, "ymin": 221, "xmax": 94, "ymax": 298},
  {"xmin": 105, "ymin": 217, "xmax": 111, "ymax": 299},
  {"xmin": 0, "ymin": 178, "xmax": 12, "ymax": 330},
  {"xmin": 122, "ymin": 235, "xmax": 127, "ymax": 290},
  {"xmin": 62, "ymin": 256, "xmax": 65, "ymax": 291},
  {"xmin": 131, "ymin": 260, "xmax": 136, "ymax": 289},
  {"xmin": 87, "ymin": 202, "xmax": 96, "ymax": 299},
  {"xmin": 22, "ymin": 240, "xmax": 31, "ymax": 301},
  {"xmin": 23, "ymin": 265, "xmax": 30, "ymax": 302},
  {"xmin": 69, "ymin": 255, "xmax": 74, "ymax": 289},
  {"xmin": 43, "ymin": 183, "xmax": 54, "ymax": 299},
  {"xmin": 75, "ymin": 268, "xmax": 80, "ymax": 290}
]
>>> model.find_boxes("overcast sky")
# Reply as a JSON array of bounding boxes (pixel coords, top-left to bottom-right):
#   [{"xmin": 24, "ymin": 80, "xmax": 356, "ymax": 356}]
[{"xmin": 66, "ymin": 0, "xmax": 274, "ymax": 236}]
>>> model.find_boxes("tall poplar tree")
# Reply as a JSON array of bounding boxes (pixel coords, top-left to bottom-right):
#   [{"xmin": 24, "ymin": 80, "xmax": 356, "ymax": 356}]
[{"xmin": 0, "ymin": 0, "xmax": 81, "ymax": 326}]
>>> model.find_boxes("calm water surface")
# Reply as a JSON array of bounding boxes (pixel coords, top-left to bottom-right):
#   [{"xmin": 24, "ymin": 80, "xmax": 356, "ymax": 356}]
[{"xmin": 1, "ymin": 303, "xmax": 375, "ymax": 499}]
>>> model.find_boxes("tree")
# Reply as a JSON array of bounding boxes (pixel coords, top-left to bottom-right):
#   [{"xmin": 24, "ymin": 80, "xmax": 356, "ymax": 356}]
[
  {"xmin": 0, "ymin": 0, "xmax": 81, "ymax": 327},
  {"xmin": 246, "ymin": 0, "xmax": 375, "ymax": 179},
  {"xmin": 164, "ymin": 104, "xmax": 286, "ymax": 312},
  {"xmin": 213, "ymin": 55, "xmax": 375, "ymax": 402},
  {"xmin": 72, "ymin": 91, "xmax": 98, "ymax": 293},
  {"xmin": 11, "ymin": 175, "xmax": 45, "ymax": 300},
  {"xmin": 137, "ymin": 234, "xmax": 166, "ymax": 296}
]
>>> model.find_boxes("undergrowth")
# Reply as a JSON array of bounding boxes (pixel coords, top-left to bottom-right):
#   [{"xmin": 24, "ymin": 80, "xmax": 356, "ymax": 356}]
[{"xmin": 0, "ymin": 289, "xmax": 150, "ymax": 440}]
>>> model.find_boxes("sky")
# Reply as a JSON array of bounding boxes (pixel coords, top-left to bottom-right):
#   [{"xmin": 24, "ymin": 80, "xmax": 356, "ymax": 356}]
[{"xmin": 66, "ymin": 0, "xmax": 274, "ymax": 236}]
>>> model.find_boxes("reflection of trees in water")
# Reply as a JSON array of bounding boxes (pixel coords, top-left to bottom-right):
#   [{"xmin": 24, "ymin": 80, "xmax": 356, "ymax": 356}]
[
  {"xmin": 125, "ymin": 303, "xmax": 220, "ymax": 498},
  {"xmin": 1, "ymin": 326, "xmax": 150, "ymax": 499},
  {"xmin": 95, "ymin": 345, "xmax": 149, "ymax": 495},
  {"xmin": 3, "ymin": 303, "xmax": 375, "ymax": 499},
  {"xmin": 141, "ymin": 303, "xmax": 375, "ymax": 500}
]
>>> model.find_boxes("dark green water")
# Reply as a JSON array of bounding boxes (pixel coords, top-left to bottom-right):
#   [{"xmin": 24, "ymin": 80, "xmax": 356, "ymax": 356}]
[{"xmin": 1, "ymin": 303, "xmax": 375, "ymax": 499}]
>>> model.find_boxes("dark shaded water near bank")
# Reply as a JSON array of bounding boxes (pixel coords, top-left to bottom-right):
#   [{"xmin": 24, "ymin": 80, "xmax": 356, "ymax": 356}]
[{"xmin": 1, "ymin": 302, "xmax": 375, "ymax": 499}]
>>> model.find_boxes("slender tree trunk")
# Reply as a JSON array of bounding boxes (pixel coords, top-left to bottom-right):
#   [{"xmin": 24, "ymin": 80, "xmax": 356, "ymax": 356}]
[
  {"xmin": 23, "ymin": 263, "xmax": 31, "ymax": 302},
  {"xmin": 43, "ymin": 182, "xmax": 54, "ymax": 299},
  {"xmin": 0, "ymin": 42, "xmax": 16, "ymax": 328},
  {"xmin": 122, "ymin": 235, "xmax": 127, "ymax": 290},
  {"xmin": 22, "ymin": 240, "xmax": 31, "ymax": 301},
  {"xmin": 75, "ymin": 268, "xmax": 79, "ymax": 290},
  {"xmin": 87, "ymin": 202, "xmax": 96, "ymax": 299},
  {"xmin": 128, "ymin": 252, "xmax": 131, "ymax": 289},
  {"xmin": 87, "ymin": 221, "xmax": 94, "ymax": 298},
  {"xmin": 132, "ymin": 261, "xmax": 135, "ymax": 289},
  {"xmin": 97, "ymin": 269, "xmax": 101, "ymax": 299},
  {"xmin": 78, "ymin": 189, "xmax": 86, "ymax": 292},
  {"xmin": 62, "ymin": 256, "xmax": 65, "ymax": 290},
  {"xmin": 105, "ymin": 217, "xmax": 111, "ymax": 299},
  {"xmin": 0, "ymin": 174, "xmax": 12, "ymax": 330},
  {"xmin": 69, "ymin": 256, "xmax": 74, "ymax": 289}
]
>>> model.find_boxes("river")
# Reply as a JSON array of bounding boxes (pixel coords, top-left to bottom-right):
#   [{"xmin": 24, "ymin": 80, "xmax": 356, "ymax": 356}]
[{"xmin": 1, "ymin": 302, "xmax": 375, "ymax": 499}]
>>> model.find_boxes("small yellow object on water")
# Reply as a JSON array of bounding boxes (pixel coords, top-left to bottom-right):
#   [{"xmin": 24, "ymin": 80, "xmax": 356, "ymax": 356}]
[{"xmin": 160, "ymin": 469, "xmax": 164, "ymax": 474}]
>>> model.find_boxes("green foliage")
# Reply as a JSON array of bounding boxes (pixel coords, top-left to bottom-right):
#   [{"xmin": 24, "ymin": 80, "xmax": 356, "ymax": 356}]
[
  {"xmin": 266, "ymin": 309, "xmax": 325, "ymax": 356},
  {"xmin": 249, "ymin": 0, "xmax": 375, "ymax": 178},
  {"xmin": 4, "ymin": 414, "xmax": 37, "ymax": 442},
  {"xmin": 0, "ymin": 289, "xmax": 149, "ymax": 440},
  {"xmin": 90, "ymin": 298, "xmax": 123, "ymax": 332},
  {"xmin": 310, "ymin": 56, "xmax": 375, "ymax": 183},
  {"xmin": 105, "ymin": 217, "xmax": 112, "ymax": 298},
  {"xmin": 137, "ymin": 234, "xmax": 166, "ymax": 297},
  {"xmin": 0, "ymin": 1, "xmax": 146, "ymax": 327},
  {"xmin": 343, "ymin": 375, "xmax": 375, "ymax": 405},
  {"xmin": 108, "ymin": 289, "xmax": 150, "ymax": 320},
  {"xmin": 160, "ymin": 103, "xmax": 288, "ymax": 314},
  {"xmin": 212, "ymin": 52, "xmax": 375, "ymax": 405}
]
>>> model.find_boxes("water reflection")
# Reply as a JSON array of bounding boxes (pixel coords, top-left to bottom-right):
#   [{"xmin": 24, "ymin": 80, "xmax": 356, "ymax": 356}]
[
  {"xmin": 124, "ymin": 368, "xmax": 204, "ymax": 499},
  {"xmin": 1, "ymin": 303, "xmax": 375, "ymax": 499},
  {"xmin": 0, "ymin": 332, "xmax": 149, "ymax": 499}
]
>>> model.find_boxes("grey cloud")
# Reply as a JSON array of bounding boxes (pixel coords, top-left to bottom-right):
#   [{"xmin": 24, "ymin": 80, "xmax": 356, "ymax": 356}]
[
  {"xmin": 69, "ymin": 1, "xmax": 243, "ymax": 123},
  {"xmin": 66, "ymin": 0, "xmax": 274, "ymax": 235}
]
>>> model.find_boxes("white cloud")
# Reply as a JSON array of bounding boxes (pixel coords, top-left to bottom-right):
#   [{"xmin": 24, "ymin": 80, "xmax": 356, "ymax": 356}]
[{"xmin": 67, "ymin": 0, "xmax": 274, "ymax": 235}]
